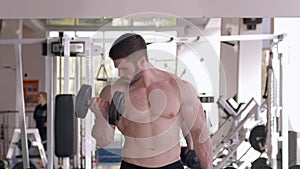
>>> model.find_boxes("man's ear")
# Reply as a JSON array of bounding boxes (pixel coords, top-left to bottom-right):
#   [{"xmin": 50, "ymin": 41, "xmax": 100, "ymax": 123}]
[{"xmin": 137, "ymin": 56, "xmax": 146, "ymax": 69}]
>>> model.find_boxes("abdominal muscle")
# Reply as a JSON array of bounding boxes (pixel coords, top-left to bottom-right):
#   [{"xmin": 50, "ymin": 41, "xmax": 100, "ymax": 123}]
[
  {"xmin": 117, "ymin": 77, "xmax": 183, "ymax": 167},
  {"xmin": 118, "ymin": 116, "xmax": 182, "ymax": 167}
]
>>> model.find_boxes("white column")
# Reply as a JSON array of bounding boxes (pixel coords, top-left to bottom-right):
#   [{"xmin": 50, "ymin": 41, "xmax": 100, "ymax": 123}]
[
  {"xmin": 220, "ymin": 18, "xmax": 240, "ymax": 99},
  {"xmin": 14, "ymin": 19, "xmax": 31, "ymax": 169},
  {"xmin": 46, "ymin": 37, "xmax": 55, "ymax": 169},
  {"xmin": 237, "ymin": 19, "xmax": 263, "ymax": 103}
]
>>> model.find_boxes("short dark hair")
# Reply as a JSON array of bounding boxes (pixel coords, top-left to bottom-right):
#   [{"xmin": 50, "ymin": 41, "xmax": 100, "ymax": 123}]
[{"xmin": 109, "ymin": 33, "xmax": 147, "ymax": 61}]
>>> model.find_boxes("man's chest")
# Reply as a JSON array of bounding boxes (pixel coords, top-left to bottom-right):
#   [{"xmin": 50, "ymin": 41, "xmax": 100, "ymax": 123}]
[{"xmin": 125, "ymin": 85, "xmax": 181, "ymax": 119}]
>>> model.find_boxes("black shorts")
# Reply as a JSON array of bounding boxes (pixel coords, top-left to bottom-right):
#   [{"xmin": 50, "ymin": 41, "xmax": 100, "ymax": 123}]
[{"xmin": 120, "ymin": 160, "xmax": 184, "ymax": 169}]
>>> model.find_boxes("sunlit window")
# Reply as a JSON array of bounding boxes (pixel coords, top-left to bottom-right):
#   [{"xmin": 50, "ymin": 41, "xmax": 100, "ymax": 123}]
[
  {"xmin": 47, "ymin": 19, "xmax": 75, "ymax": 26},
  {"xmin": 77, "ymin": 18, "xmax": 113, "ymax": 26},
  {"xmin": 47, "ymin": 18, "xmax": 177, "ymax": 27}
]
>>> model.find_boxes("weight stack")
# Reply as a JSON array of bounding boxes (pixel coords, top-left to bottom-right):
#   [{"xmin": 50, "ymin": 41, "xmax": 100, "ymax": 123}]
[{"xmin": 55, "ymin": 94, "xmax": 76, "ymax": 157}]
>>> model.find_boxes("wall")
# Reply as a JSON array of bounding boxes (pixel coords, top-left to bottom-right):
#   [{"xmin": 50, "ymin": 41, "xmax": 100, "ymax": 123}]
[
  {"xmin": 0, "ymin": 20, "xmax": 46, "ymax": 112},
  {"xmin": 238, "ymin": 19, "xmax": 263, "ymax": 103},
  {"xmin": 0, "ymin": 20, "xmax": 21, "ymax": 158},
  {"xmin": 0, "ymin": 20, "xmax": 46, "ymax": 157},
  {"xmin": 0, "ymin": 20, "xmax": 20, "ymax": 111},
  {"xmin": 220, "ymin": 18, "xmax": 240, "ymax": 99},
  {"xmin": 274, "ymin": 18, "xmax": 300, "ymax": 165},
  {"xmin": 274, "ymin": 18, "xmax": 300, "ymax": 132},
  {"xmin": 22, "ymin": 24, "xmax": 47, "ymax": 110}
]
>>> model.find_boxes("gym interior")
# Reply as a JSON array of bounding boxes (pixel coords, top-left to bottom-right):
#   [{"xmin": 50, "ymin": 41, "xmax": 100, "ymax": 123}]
[{"xmin": 1, "ymin": 1, "xmax": 300, "ymax": 169}]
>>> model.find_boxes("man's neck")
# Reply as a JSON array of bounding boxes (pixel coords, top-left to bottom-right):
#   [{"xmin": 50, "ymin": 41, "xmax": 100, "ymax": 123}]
[{"xmin": 134, "ymin": 68, "xmax": 159, "ymax": 88}]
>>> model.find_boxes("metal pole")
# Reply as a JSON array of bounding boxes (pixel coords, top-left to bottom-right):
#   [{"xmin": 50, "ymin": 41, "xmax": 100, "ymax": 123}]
[
  {"xmin": 84, "ymin": 38, "xmax": 93, "ymax": 169},
  {"xmin": 266, "ymin": 52, "xmax": 278, "ymax": 169},
  {"xmin": 278, "ymin": 52, "xmax": 288, "ymax": 169},
  {"xmin": 0, "ymin": 34, "xmax": 287, "ymax": 46},
  {"xmin": 46, "ymin": 37, "xmax": 54, "ymax": 169},
  {"xmin": 14, "ymin": 43, "xmax": 30, "ymax": 169},
  {"xmin": 74, "ymin": 45, "xmax": 80, "ymax": 169},
  {"xmin": 62, "ymin": 35, "xmax": 71, "ymax": 169}
]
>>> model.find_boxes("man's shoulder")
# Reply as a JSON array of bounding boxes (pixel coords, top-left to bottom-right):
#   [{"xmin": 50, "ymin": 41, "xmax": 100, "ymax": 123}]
[
  {"xmin": 100, "ymin": 85, "xmax": 113, "ymax": 100},
  {"xmin": 167, "ymin": 75, "xmax": 193, "ymax": 89},
  {"xmin": 101, "ymin": 81, "xmax": 127, "ymax": 100},
  {"xmin": 167, "ymin": 77, "xmax": 197, "ymax": 102}
]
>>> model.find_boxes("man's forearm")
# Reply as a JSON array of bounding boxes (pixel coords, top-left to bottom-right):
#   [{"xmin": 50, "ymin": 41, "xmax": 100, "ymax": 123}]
[
  {"xmin": 184, "ymin": 133, "xmax": 194, "ymax": 150},
  {"xmin": 194, "ymin": 138, "xmax": 213, "ymax": 169},
  {"xmin": 92, "ymin": 112, "xmax": 115, "ymax": 147}
]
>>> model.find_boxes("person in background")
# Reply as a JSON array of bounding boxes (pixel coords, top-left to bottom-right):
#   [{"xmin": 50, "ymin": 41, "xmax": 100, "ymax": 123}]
[{"xmin": 33, "ymin": 91, "xmax": 47, "ymax": 151}]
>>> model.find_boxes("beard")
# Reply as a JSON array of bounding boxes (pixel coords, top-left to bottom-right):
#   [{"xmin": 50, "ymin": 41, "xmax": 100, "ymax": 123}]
[{"xmin": 129, "ymin": 64, "xmax": 142, "ymax": 85}]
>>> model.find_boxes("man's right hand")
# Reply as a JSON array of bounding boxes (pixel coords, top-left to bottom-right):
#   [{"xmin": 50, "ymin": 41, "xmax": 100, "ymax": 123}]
[
  {"xmin": 90, "ymin": 97, "xmax": 110, "ymax": 119},
  {"xmin": 90, "ymin": 91, "xmax": 125, "ymax": 125},
  {"xmin": 91, "ymin": 96, "xmax": 116, "ymax": 148}
]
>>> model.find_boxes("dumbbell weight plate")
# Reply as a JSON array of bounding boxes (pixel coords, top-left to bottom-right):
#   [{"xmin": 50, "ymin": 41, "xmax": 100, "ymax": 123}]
[
  {"xmin": 75, "ymin": 84, "xmax": 92, "ymax": 118},
  {"xmin": 180, "ymin": 147, "xmax": 201, "ymax": 169},
  {"xmin": 12, "ymin": 160, "xmax": 37, "ymax": 169},
  {"xmin": 251, "ymin": 157, "xmax": 271, "ymax": 169},
  {"xmin": 249, "ymin": 125, "xmax": 266, "ymax": 153},
  {"xmin": 16, "ymin": 138, "xmax": 32, "ymax": 150},
  {"xmin": 290, "ymin": 165, "xmax": 300, "ymax": 169},
  {"xmin": 108, "ymin": 91, "xmax": 125, "ymax": 125},
  {"xmin": 185, "ymin": 150, "xmax": 201, "ymax": 169}
]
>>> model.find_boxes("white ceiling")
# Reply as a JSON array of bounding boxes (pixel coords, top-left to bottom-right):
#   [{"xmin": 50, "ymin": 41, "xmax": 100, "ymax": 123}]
[{"xmin": 1, "ymin": 0, "xmax": 300, "ymax": 19}]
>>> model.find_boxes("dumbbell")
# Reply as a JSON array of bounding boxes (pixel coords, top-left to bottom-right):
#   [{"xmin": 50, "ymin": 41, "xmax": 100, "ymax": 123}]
[
  {"xmin": 12, "ymin": 160, "xmax": 37, "ymax": 169},
  {"xmin": 180, "ymin": 147, "xmax": 201, "ymax": 169},
  {"xmin": 16, "ymin": 138, "xmax": 32, "ymax": 150},
  {"xmin": 0, "ymin": 159, "xmax": 10, "ymax": 169},
  {"xmin": 290, "ymin": 165, "xmax": 300, "ymax": 169},
  {"xmin": 75, "ymin": 84, "xmax": 125, "ymax": 125},
  {"xmin": 251, "ymin": 157, "xmax": 272, "ymax": 169}
]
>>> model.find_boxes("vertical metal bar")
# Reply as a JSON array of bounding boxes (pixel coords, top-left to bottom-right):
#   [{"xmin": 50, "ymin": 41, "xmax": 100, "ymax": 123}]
[
  {"xmin": 74, "ymin": 41, "xmax": 81, "ymax": 169},
  {"xmin": 279, "ymin": 52, "xmax": 288, "ymax": 169},
  {"xmin": 14, "ymin": 43, "xmax": 30, "ymax": 169},
  {"xmin": 90, "ymin": 38, "xmax": 95, "ymax": 168},
  {"xmin": 84, "ymin": 39, "xmax": 93, "ymax": 169},
  {"xmin": 46, "ymin": 37, "xmax": 54, "ymax": 169},
  {"xmin": 53, "ymin": 50, "xmax": 58, "ymax": 169},
  {"xmin": 63, "ymin": 35, "xmax": 70, "ymax": 169},
  {"xmin": 64, "ymin": 36, "xmax": 70, "ymax": 94},
  {"xmin": 266, "ymin": 65, "xmax": 273, "ymax": 167},
  {"xmin": 266, "ymin": 55, "xmax": 278, "ymax": 168}
]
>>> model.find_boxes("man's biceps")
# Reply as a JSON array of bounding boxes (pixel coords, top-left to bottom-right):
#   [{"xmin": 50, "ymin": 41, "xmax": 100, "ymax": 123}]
[
  {"xmin": 181, "ymin": 115, "xmax": 198, "ymax": 131},
  {"xmin": 198, "ymin": 125, "xmax": 210, "ymax": 143}
]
